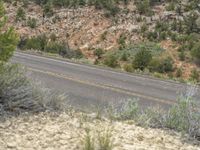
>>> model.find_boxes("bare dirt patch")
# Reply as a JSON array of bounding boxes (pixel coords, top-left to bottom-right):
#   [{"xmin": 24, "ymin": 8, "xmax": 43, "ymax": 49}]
[{"xmin": 0, "ymin": 112, "xmax": 199, "ymax": 150}]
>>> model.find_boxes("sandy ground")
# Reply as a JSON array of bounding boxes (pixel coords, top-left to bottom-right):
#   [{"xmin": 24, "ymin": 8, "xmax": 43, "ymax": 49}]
[{"xmin": 0, "ymin": 111, "xmax": 199, "ymax": 150}]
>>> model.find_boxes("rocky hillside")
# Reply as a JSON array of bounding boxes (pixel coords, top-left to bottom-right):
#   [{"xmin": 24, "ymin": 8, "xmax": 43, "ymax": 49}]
[
  {"xmin": 4, "ymin": 0, "xmax": 200, "ymax": 80},
  {"xmin": 5, "ymin": 1, "xmax": 143, "ymax": 57}
]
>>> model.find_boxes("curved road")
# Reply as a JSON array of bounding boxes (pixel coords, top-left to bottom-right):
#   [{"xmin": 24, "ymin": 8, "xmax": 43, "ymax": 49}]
[{"xmin": 11, "ymin": 52, "xmax": 200, "ymax": 111}]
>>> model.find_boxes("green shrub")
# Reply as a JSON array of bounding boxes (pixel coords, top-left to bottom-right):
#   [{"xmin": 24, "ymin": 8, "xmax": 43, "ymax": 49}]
[
  {"xmin": 120, "ymin": 52, "xmax": 128, "ymax": 61},
  {"xmin": 190, "ymin": 69, "xmax": 199, "ymax": 82},
  {"xmin": 27, "ymin": 17, "xmax": 37, "ymax": 28},
  {"xmin": 94, "ymin": 48, "xmax": 104, "ymax": 59},
  {"xmin": 22, "ymin": 0, "xmax": 29, "ymax": 7},
  {"xmin": 16, "ymin": 7, "xmax": 26, "ymax": 21},
  {"xmin": 184, "ymin": 11, "xmax": 199, "ymax": 34},
  {"xmin": 104, "ymin": 53, "xmax": 118, "ymax": 68},
  {"xmin": 133, "ymin": 48, "xmax": 152, "ymax": 70},
  {"xmin": 179, "ymin": 51, "xmax": 185, "ymax": 61},
  {"xmin": 117, "ymin": 34, "xmax": 126, "ymax": 50},
  {"xmin": 166, "ymin": 2, "xmax": 175, "ymax": 11},
  {"xmin": 176, "ymin": 68, "xmax": 183, "ymax": 78},
  {"xmin": 49, "ymin": 33, "xmax": 57, "ymax": 42},
  {"xmin": 43, "ymin": 2, "xmax": 54, "ymax": 17},
  {"xmin": 149, "ymin": 57, "xmax": 174, "ymax": 73},
  {"xmin": 191, "ymin": 42, "xmax": 200, "ymax": 62},
  {"xmin": 24, "ymin": 34, "xmax": 48, "ymax": 50},
  {"xmin": 0, "ymin": 0, "xmax": 19, "ymax": 62},
  {"xmin": 135, "ymin": 0, "xmax": 152, "ymax": 15},
  {"xmin": 159, "ymin": 57, "xmax": 174, "ymax": 73},
  {"xmin": 123, "ymin": 63, "xmax": 134, "ymax": 73}
]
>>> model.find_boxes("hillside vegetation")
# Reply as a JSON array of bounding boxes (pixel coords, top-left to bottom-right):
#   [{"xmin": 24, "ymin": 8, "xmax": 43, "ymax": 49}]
[{"xmin": 3, "ymin": 0, "xmax": 200, "ymax": 82}]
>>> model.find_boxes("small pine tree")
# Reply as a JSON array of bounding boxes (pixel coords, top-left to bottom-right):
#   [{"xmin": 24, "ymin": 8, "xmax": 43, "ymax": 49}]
[{"xmin": 0, "ymin": 0, "xmax": 18, "ymax": 62}]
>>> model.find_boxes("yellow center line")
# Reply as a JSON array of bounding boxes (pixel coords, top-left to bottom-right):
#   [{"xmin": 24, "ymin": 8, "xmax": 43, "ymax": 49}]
[{"xmin": 29, "ymin": 68, "xmax": 176, "ymax": 105}]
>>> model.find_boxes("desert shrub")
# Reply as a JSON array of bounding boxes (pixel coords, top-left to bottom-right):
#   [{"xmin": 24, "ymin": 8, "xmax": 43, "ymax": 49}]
[
  {"xmin": 190, "ymin": 69, "xmax": 199, "ymax": 82},
  {"xmin": 43, "ymin": 1, "xmax": 54, "ymax": 17},
  {"xmin": 140, "ymin": 23, "xmax": 148, "ymax": 34},
  {"xmin": 83, "ymin": 129, "xmax": 95, "ymax": 150},
  {"xmin": 45, "ymin": 41, "xmax": 83, "ymax": 58},
  {"xmin": 133, "ymin": 48, "xmax": 152, "ymax": 70},
  {"xmin": 19, "ymin": 35, "xmax": 83, "ymax": 58},
  {"xmin": 97, "ymin": 129, "xmax": 113, "ymax": 150},
  {"xmin": 191, "ymin": 42, "xmax": 200, "ymax": 62},
  {"xmin": 16, "ymin": 7, "xmax": 26, "ymax": 21},
  {"xmin": 117, "ymin": 34, "xmax": 126, "ymax": 50},
  {"xmin": 146, "ymin": 31, "xmax": 158, "ymax": 41},
  {"xmin": 112, "ymin": 87, "xmax": 200, "ymax": 140},
  {"xmin": 148, "ymin": 58, "xmax": 161, "ymax": 72},
  {"xmin": 49, "ymin": 33, "xmax": 57, "ymax": 41},
  {"xmin": 24, "ymin": 34, "xmax": 48, "ymax": 50},
  {"xmin": 22, "ymin": 0, "xmax": 29, "ymax": 7},
  {"xmin": 82, "ymin": 128, "xmax": 113, "ymax": 150},
  {"xmin": 117, "ymin": 100, "xmax": 139, "ymax": 120},
  {"xmin": 176, "ymin": 68, "xmax": 183, "ymax": 78},
  {"xmin": 184, "ymin": 11, "xmax": 199, "ymax": 34},
  {"xmin": 27, "ymin": 17, "xmax": 37, "ymax": 28},
  {"xmin": 120, "ymin": 52, "xmax": 128, "ymax": 61},
  {"xmin": 166, "ymin": 2, "xmax": 175, "ymax": 11},
  {"xmin": 135, "ymin": 0, "xmax": 152, "ymax": 15},
  {"xmin": 149, "ymin": 57, "xmax": 173, "ymax": 73},
  {"xmin": 123, "ymin": 63, "xmax": 134, "ymax": 72},
  {"xmin": 179, "ymin": 51, "xmax": 185, "ymax": 61},
  {"xmin": 0, "ymin": 64, "xmax": 43, "ymax": 113},
  {"xmin": 94, "ymin": 48, "xmax": 104, "ymax": 59},
  {"xmin": 0, "ymin": 64, "xmax": 67, "ymax": 114},
  {"xmin": 159, "ymin": 57, "xmax": 174, "ymax": 73},
  {"xmin": 104, "ymin": 53, "xmax": 118, "ymax": 68},
  {"xmin": 44, "ymin": 41, "xmax": 65, "ymax": 53},
  {"xmin": 164, "ymin": 95, "xmax": 200, "ymax": 139}
]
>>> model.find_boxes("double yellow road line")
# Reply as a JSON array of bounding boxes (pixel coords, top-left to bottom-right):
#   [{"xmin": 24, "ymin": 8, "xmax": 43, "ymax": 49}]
[{"xmin": 29, "ymin": 67, "xmax": 176, "ymax": 106}]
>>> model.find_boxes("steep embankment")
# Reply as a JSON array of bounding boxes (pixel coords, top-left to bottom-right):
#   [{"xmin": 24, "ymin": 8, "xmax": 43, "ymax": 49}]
[{"xmin": 5, "ymin": 2, "xmax": 148, "ymax": 57}]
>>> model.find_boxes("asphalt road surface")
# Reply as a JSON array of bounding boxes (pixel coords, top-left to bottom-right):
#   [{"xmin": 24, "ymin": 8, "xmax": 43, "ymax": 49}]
[{"xmin": 11, "ymin": 52, "xmax": 200, "ymax": 111}]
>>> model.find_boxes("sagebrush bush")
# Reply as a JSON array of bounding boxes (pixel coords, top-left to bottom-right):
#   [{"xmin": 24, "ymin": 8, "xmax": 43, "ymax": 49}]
[
  {"xmin": 111, "ymin": 87, "xmax": 200, "ymax": 140},
  {"xmin": 0, "ymin": 64, "xmax": 44, "ymax": 113},
  {"xmin": 0, "ymin": 63, "xmax": 67, "ymax": 114}
]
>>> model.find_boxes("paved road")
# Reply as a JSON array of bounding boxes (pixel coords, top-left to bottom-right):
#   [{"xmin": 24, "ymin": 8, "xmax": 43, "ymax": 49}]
[{"xmin": 11, "ymin": 52, "xmax": 200, "ymax": 111}]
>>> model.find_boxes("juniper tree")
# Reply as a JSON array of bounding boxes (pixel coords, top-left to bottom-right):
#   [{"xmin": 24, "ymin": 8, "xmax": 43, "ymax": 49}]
[{"xmin": 0, "ymin": 0, "xmax": 18, "ymax": 62}]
